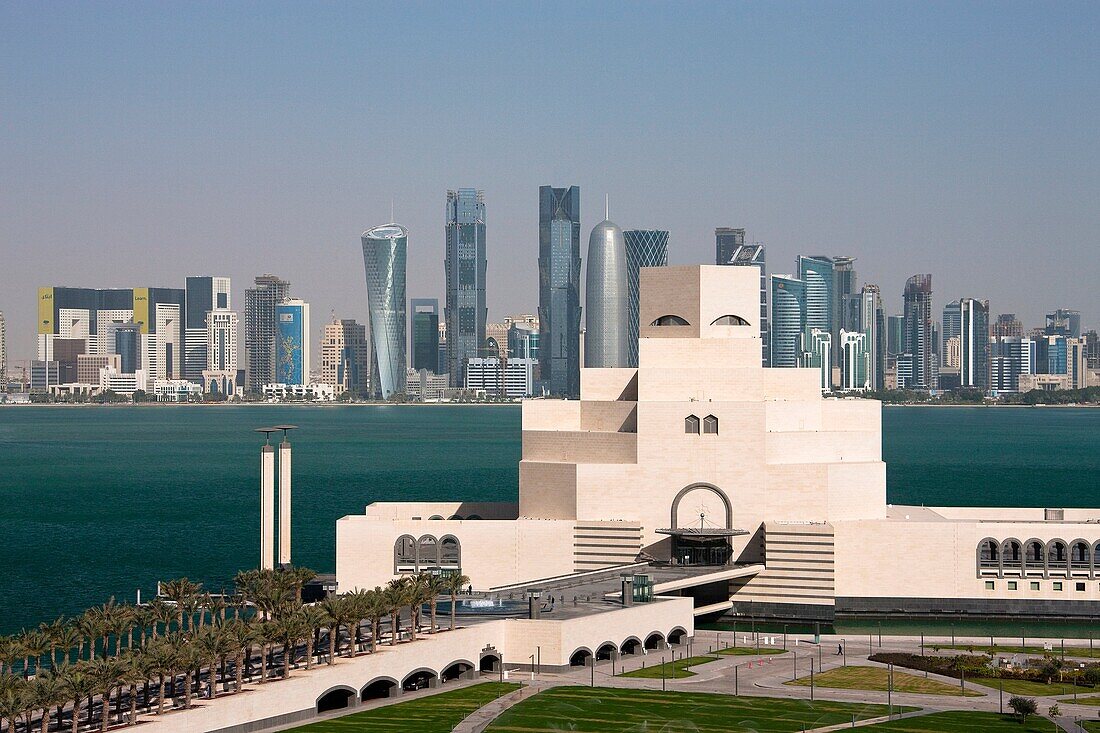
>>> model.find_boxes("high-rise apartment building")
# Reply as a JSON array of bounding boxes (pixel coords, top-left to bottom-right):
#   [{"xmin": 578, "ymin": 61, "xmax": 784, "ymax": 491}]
[
  {"xmin": 444, "ymin": 189, "xmax": 487, "ymax": 387},
  {"xmin": 1045, "ymin": 309, "xmax": 1081, "ymax": 338},
  {"xmin": 839, "ymin": 330, "xmax": 869, "ymax": 391},
  {"xmin": 184, "ymin": 276, "xmax": 231, "ymax": 382},
  {"xmin": 585, "ymin": 216, "xmax": 629, "ymax": 368},
  {"xmin": 410, "ymin": 299, "xmax": 441, "ymax": 373},
  {"xmin": 244, "ymin": 275, "xmax": 290, "ymax": 392},
  {"xmin": 800, "ymin": 327, "xmax": 832, "ymax": 391},
  {"xmin": 508, "ymin": 321, "xmax": 540, "ymax": 361},
  {"xmin": 718, "ymin": 238, "xmax": 768, "ymax": 366},
  {"xmin": 887, "ymin": 315, "xmax": 905, "ymax": 357},
  {"xmin": 993, "ymin": 314, "xmax": 1023, "ymax": 339},
  {"xmin": 770, "ymin": 274, "xmax": 806, "ymax": 368},
  {"xmin": 991, "ymin": 337, "xmax": 1035, "ymax": 393},
  {"xmin": 538, "ymin": 185, "xmax": 581, "ymax": 398},
  {"xmin": 1085, "ymin": 330, "xmax": 1099, "ymax": 369},
  {"xmin": 111, "ymin": 323, "xmax": 141, "ymax": 374},
  {"xmin": 274, "ymin": 299, "xmax": 310, "ymax": 386},
  {"xmin": 714, "ymin": 227, "xmax": 745, "ymax": 266},
  {"xmin": 624, "ymin": 230, "xmax": 669, "ymax": 367},
  {"xmin": 361, "ymin": 223, "xmax": 408, "ymax": 400},
  {"xmin": 206, "ymin": 309, "xmax": 238, "ymax": 372},
  {"xmin": 857, "ymin": 284, "xmax": 886, "ymax": 391},
  {"xmin": 903, "ymin": 274, "xmax": 934, "ymax": 390},
  {"xmin": 321, "ymin": 318, "xmax": 368, "ymax": 396},
  {"xmin": 831, "ymin": 257, "xmax": 857, "ymax": 365},
  {"xmin": 943, "ymin": 336, "xmax": 962, "ymax": 370},
  {"xmin": 797, "ymin": 256, "xmax": 834, "ymax": 337},
  {"xmin": 941, "ymin": 300, "xmax": 962, "ymax": 359},
  {"xmin": 959, "ymin": 298, "xmax": 990, "ymax": 391}
]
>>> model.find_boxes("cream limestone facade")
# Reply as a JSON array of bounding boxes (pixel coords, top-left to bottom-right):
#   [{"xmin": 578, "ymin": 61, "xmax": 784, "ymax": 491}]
[{"xmin": 336, "ymin": 265, "xmax": 1100, "ymax": 623}]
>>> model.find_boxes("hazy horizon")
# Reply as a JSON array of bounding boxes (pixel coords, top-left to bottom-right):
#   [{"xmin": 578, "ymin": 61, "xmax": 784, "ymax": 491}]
[{"xmin": 2, "ymin": 2, "xmax": 1098, "ymax": 365}]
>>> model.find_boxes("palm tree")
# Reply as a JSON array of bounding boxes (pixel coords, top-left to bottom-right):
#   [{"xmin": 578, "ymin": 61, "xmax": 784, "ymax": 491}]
[
  {"xmin": 426, "ymin": 575, "xmax": 448, "ymax": 634},
  {"xmin": 30, "ymin": 672, "xmax": 64, "ymax": 733},
  {"xmin": 119, "ymin": 657, "xmax": 146, "ymax": 727},
  {"xmin": 21, "ymin": 630, "xmax": 50, "ymax": 677},
  {"xmin": 89, "ymin": 657, "xmax": 125, "ymax": 732},
  {"xmin": 383, "ymin": 582, "xmax": 405, "ymax": 646},
  {"xmin": 75, "ymin": 613, "xmax": 100, "ymax": 662},
  {"xmin": 60, "ymin": 667, "xmax": 95, "ymax": 733},
  {"xmin": 39, "ymin": 618, "xmax": 66, "ymax": 671},
  {"xmin": 445, "ymin": 574, "xmax": 471, "ymax": 632},
  {"xmin": 142, "ymin": 640, "xmax": 177, "ymax": 716},
  {"xmin": 177, "ymin": 644, "xmax": 202, "ymax": 709},
  {"xmin": 129, "ymin": 607, "xmax": 152, "ymax": 651},
  {"xmin": 364, "ymin": 588, "xmax": 387, "ymax": 654},
  {"xmin": 301, "ymin": 607, "xmax": 324, "ymax": 671},
  {"xmin": 0, "ymin": 683, "xmax": 26, "ymax": 733},
  {"xmin": 317, "ymin": 597, "xmax": 342, "ymax": 665},
  {"xmin": 160, "ymin": 579, "xmax": 202, "ymax": 632},
  {"xmin": 256, "ymin": 622, "xmax": 276, "ymax": 684},
  {"xmin": 222, "ymin": 620, "xmax": 256, "ymax": 693},
  {"xmin": 148, "ymin": 602, "xmax": 174, "ymax": 644},
  {"xmin": 53, "ymin": 627, "xmax": 80, "ymax": 668},
  {"xmin": 0, "ymin": 636, "xmax": 19, "ymax": 676}
]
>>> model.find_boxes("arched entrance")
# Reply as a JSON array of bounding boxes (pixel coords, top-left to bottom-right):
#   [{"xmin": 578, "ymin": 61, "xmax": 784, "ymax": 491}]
[
  {"xmin": 402, "ymin": 669, "xmax": 436, "ymax": 691},
  {"xmin": 316, "ymin": 686, "xmax": 356, "ymax": 713},
  {"xmin": 441, "ymin": 660, "xmax": 474, "ymax": 682},
  {"xmin": 644, "ymin": 632, "xmax": 665, "ymax": 651},
  {"xmin": 595, "ymin": 642, "xmax": 617, "ymax": 661},
  {"xmin": 360, "ymin": 677, "xmax": 397, "ymax": 701},
  {"xmin": 621, "ymin": 637, "xmax": 641, "ymax": 656},
  {"xmin": 569, "ymin": 648, "xmax": 592, "ymax": 667},
  {"xmin": 479, "ymin": 652, "xmax": 501, "ymax": 673},
  {"xmin": 658, "ymin": 483, "xmax": 745, "ymax": 566}
]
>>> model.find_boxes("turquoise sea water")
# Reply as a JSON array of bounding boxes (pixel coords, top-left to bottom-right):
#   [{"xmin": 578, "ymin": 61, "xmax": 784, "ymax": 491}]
[{"xmin": 0, "ymin": 404, "xmax": 1097, "ymax": 634}]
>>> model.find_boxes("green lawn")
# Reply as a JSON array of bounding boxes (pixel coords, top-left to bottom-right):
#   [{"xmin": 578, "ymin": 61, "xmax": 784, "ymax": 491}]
[
  {"xmin": 485, "ymin": 686, "xmax": 913, "ymax": 732},
  {"xmin": 861, "ymin": 710, "xmax": 1059, "ymax": 731},
  {"xmin": 1082, "ymin": 722, "xmax": 1100, "ymax": 732},
  {"xmin": 938, "ymin": 643, "xmax": 1100, "ymax": 659},
  {"xmin": 1059, "ymin": 693, "xmax": 1100, "ymax": 706},
  {"xmin": 785, "ymin": 665, "xmax": 982, "ymax": 697},
  {"xmin": 971, "ymin": 677, "xmax": 1085, "ymax": 696},
  {"xmin": 618, "ymin": 654, "xmax": 720, "ymax": 678},
  {"xmin": 286, "ymin": 682, "xmax": 519, "ymax": 731}
]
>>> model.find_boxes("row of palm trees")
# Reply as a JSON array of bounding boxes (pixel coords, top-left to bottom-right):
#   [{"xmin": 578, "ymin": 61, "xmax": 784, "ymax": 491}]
[{"xmin": 0, "ymin": 568, "xmax": 470, "ymax": 733}]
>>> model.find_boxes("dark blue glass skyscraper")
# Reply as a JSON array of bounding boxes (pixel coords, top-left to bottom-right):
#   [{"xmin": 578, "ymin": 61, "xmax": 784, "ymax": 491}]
[
  {"xmin": 444, "ymin": 189, "xmax": 486, "ymax": 387},
  {"xmin": 538, "ymin": 186, "xmax": 581, "ymax": 398}
]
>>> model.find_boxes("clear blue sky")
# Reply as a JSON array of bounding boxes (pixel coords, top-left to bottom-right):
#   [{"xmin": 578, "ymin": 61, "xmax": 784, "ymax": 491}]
[{"xmin": 2, "ymin": 1, "xmax": 1098, "ymax": 363}]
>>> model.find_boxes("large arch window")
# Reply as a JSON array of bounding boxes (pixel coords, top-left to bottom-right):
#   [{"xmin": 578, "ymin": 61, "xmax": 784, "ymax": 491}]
[
  {"xmin": 710, "ymin": 315, "xmax": 750, "ymax": 326},
  {"xmin": 702, "ymin": 415, "xmax": 718, "ymax": 434},
  {"xmin": 395, "ymin": 535, "xmax": 417, "ymax": 573},
  {"xmin": 1070, "ymin": 541, "xmax": 1090, "ymax": 574},
  {"xmin": 978, "ymin": 539, "xmax": 1000, "ymax": 575},
  {"xmin": 650, "ymin": 315, "xmax": 689, "ymax": 326},
  {"xmin": 1094, "ymin": 541, "xmax": 1100, "ymax": 571},
  {"xmin": 417, "ymin": 535, "xmax": 439, "ymax": 571},
  {"xmin": 1001, "ymin": 539, "xmax": 1022, "ymax": 566},
  {"xmin": 1024, "ymin": 539, "xmax": 1045, "ymax": 576},
  {"xmin": 440, "ymin": 535, "xmax": 461, "ymax": 570},
  {"xmin": 685, "ymin": 415, "xmax": 700, "ymax": 434},
  {"xmin": 1047, "ymin": 540, "xmax": 1069, "ymax": 576}
]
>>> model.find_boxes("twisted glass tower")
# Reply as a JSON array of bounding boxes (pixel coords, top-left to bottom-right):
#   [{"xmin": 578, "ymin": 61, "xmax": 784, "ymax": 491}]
[
  {"xmin": 585, "ymin": 219, "xmax": 629, "ymax": 368},
  {"xmin": 623, "ymin": 230, "xmax": 669, "ymax": 367},
  {"xmin": 361, "ymin": 224, "xmax": 408, "ymax": 400}
]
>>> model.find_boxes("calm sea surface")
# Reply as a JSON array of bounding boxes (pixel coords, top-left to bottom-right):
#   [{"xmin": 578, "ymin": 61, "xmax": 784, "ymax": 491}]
[{"xmin": 0, "ymin": 404, "xmax": 1097, "ymax": 634}]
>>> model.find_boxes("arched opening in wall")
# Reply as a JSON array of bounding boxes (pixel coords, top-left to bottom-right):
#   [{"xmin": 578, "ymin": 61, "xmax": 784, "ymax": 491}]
[
  {"xmin": 595, "ymin": 642, "xmax": 617, "ymax": 661},
  {"xmin": 978, "ymin": 538, "xmax": 1000, "ymax": 574},
  {"xmin": 448, "ymin": 514, "xmax": 463, "ymax": 520},
  {"xmin": 702, "ymin": 415, "xmax": 718, "ymax": 434},
  {"xmin": 569, "ymin": 648, "xmax": 592, "ymax": 667},
  {"xmin": 395, "ymin": 535, "xmax": 416, "ymax": 573},
  {"xmin": 710, "ymin": 315, "xmax": 750, "ymax": 326},
  {"xmin": 1093, "ymin": 542, "xmax": 1100, "ymax": 572},
  {"xmin": 651, "ymin": 315, "xmax": 690, "ymax": 326},
  {"xmin": 466, "ymin": 514, "xmax": 483, "ymax": 520},
  {"xmin": 1071, "ymin": 541, "xmax": 1091, "ymax": 574},
  {"xmin": 1025, "ymin": 539, "xmax": 1045, "ymax": 575},
  {"xmin": 1001, "ymin": 539, "xmax": 1022, "ymax": 575},
  {"xmin": 428, "ymin": 515, "xmax": 444, "ymax": 520},
  {"xmin": 479, "ymin": 653, "xmax": 501, "ymax": 673},
  {"xmin": 402, "ymin": 669, "xmax": 436, "ymax": 691},
  {"xmin": 1047, "ymin": 540, "xmax": 1069, "ymax": 575},
  {"xmin": 417, "ymin": 535, "xmax": 439, "ymax": 572},
  {"xmin": 621, "ymin": 637, "xmax": 641, "ymax": 656},
  {"xmin": 316, "ymin": 686, "xmax": 356, "ymax": 713},
  {"xmin": 644, "ymin": 632, "xmax": 665, "ymax": 651},
  {"xmin": 441, "ymin": 661, "xmax": 473, "ymax": 682},
  {"xmin": 440, "ymin": 535, "xmax": 461, "ymax": 571},
  {"xmin": 685, "ymin": 415, "xmax": 700, "ymax": 434},
  {"xmin": 668, "ymin": 628, "xmax": 687, "ymax": 646},
  {"xmin": 360, "ymin": 678, "xmax": 397, "ymax": 701}
]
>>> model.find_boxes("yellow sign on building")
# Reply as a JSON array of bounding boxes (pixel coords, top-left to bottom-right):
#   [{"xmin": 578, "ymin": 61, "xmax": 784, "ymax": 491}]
[
  {"xmin": 133, "ymin": 288, "xmax": 150, "ymax": 334},
  {"xmin": 37, "ymin": 287, "xmax": 54, "ymax": 334}
]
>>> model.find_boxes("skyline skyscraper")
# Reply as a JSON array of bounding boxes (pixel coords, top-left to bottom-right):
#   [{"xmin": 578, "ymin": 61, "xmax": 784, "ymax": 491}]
[
  {"xmin": 991, "ymin": 336, "xmax": 1035, "ymax": 393},
  {"xmin": 444, "ymin": 189, "xmax": 487, "ymax": 387},
  {"xmin": 797, "ymin": 256, "xmax": 834, "ymax": 338},
  {"xmin": 959, "ymin": 298, "xmax": 990, "ymax": 391},
  {"xmin": 903, "ymin": 274, "xmax": 935, "ymax": 390},
  {"xmin": 839, "ymin": 329, "xmax": 869, "ymax": 391},
  {"xmin": 857, "ymin": 284, "xmax": 886, "ymax": 391},
  {"xmin": 184, "ymin": 276, "xmax": 231, "ymax": 382},
  {"xmin": 275, "ymin": 298, "xmax": 310, "ymax": 385},
  {"xmin": 770, "ymin": 274, "xmax": 806, "ymax": 368},
  {"xmin": 1045, "ymin": 308, "xmax": 1081, "ymax": 338},
  {"xmin": 719, "ymin": 238, "xmax": 768, "ymax": 366},
  {"xmin": 0, "ymin": 310, "xmax": 6, "ymax": 389},
  {"xmin": 831, "ymin": 256, "xmax": 857, "ymax": 365},
  {"xmin": 714, "ymin": 227, "xmax": 745, "ymax": 266},
  {"xmin": 942, "ymin": 299, "xmax": 962, "ymax": 363},
  {"xmin": 244, "ymin": 274, "xmax": 291, "ymax": 392},
  {"xmin": 321, "ymin": 317, "xmax": 368, "ymax": 396},
  {"xmin": 584, "ymin": 215, "xmax": 629, "ymax": 368},
  {"xmin": 206, "ymin": 308, "xmax": 238, "ymax": 373},
  {"xmin": 800, "ymin": 327, "xmax": 832, "ymax": 390},
  {"xmin": 623, "ymin": 229, "xmax": 669, "ymax": 368},
  {"xmin": 361, "ymin": 223, "xmax": 408, "ymax": 400},
  {"xmin": 538, "ymin": 185, "xmax": 581, "ymax": 398},
  {"xmin": 410, "ymin": 298, "xmax": 441, "ymax": 373}
]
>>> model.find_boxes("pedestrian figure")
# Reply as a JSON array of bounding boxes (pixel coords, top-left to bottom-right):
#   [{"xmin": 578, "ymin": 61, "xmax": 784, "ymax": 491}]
[{"xmin": 837, "ymin": 644, "xmax": 843, "ymax": 655}]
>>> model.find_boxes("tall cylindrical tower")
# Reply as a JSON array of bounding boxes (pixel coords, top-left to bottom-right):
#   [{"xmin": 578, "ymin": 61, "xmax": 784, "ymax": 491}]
[
  {"xmin": 585, "ymin": 219, "xmax": 629, "ymax": 368},
  {"xmin": 278, "ymin": 438, "xmax": 292, "ymax": 567},
  {"xmin": 260, "ymin": 444, "xmax": 275, "ymax": 570},
  {"xmin": 361, "ymin": 224, "xmax": 408, "ymax": 399}
]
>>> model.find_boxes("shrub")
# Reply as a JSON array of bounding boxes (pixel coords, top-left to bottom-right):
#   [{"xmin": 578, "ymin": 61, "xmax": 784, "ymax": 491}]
[{"xmin": 1008, "ymin": 696, "xmax": 1037, "ymax": 722}]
